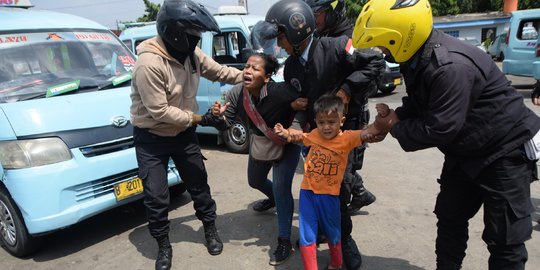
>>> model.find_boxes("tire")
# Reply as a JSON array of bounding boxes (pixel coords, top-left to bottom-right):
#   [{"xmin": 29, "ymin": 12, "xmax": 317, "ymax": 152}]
[
  {"xmin": 0, "ymin": 187, "xmax": 41, "ymax": 257},
  {"xmin": 499, "ymin": 52, "xmax": 504, "ymax": 61},
  {"xmin": 367, "ymin": 82, "xmax": 379, "ymax": 98},
  {"xmin": 169, "ymin": 183, "xmax": 187, "ymax": 196},
  {"xmin": 223, "ymin": 119, "xmax": 249, "ymax": 154},
  {"xmin": 379, "ymin": 85, "xmax": 396, "ymax": 95}
]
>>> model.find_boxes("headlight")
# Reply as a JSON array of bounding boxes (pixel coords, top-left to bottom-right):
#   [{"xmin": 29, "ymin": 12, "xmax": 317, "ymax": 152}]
[
  {"xmin": 0, "ymin": 138, "xmax": 72, "ymax": 169},
  {"xmin": 385, "ymin": 63, "xmax": 391, "ymax": 73}
]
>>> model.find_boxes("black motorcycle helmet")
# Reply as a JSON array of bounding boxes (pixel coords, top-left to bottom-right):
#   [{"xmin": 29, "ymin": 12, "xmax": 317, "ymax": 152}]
[
  {"xmin": 156, "ymin": 0, "xmax": 219, "ymax": 53},
  {"xmin": 305, "ymin": 0, "xmax": 345, "ymax": 31},
  {"xmin": 265, "ymin": 0, "xmax": 315, "ymax": 47}
]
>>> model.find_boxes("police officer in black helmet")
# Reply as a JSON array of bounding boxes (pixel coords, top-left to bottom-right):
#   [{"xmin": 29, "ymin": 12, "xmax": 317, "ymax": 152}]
[
  {"xmin": 306, "ymin": 0, "xmax": 351, "ymax": 38},
  {"xmin": 253, "ymin": 1, "xmax": 384, "ymax": 269},
  {"xmin": 130, "ymin": 1, "xmax": 243, "ymax": 269},
  {"xmin": 305, "ymin": 0, "xmax": 378, "ymax": 215}
]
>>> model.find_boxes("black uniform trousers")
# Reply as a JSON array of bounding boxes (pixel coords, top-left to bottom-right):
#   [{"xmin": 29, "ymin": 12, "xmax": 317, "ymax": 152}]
[
  {"xmin": 338, "ymin": 109, "xmax": 370, "ymax": 240},
  {"xmin": 435, "ymin": 146, "xmax": 534, "ymax": 270},
  {"xmin": 134, "ymin": 126, "xmax": 217, "ymax": 239}
]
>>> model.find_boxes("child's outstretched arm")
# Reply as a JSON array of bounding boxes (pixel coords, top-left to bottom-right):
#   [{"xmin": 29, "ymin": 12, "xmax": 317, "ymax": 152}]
[{"xmin": 274, "ymin": 123, "xmax": 304, "ymax": 143}]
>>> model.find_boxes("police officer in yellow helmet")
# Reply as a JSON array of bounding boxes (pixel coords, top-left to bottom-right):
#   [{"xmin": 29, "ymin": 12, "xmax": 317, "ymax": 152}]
[{"xmin": 353, "ymin": 0, "xmax": 540, "ymax": 269}]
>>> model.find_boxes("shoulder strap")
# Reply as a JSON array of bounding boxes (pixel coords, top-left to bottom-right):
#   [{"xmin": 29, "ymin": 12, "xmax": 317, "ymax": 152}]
[{"xmin": 242, "ymin": 86, "xmax": 287, "ymax": 145}]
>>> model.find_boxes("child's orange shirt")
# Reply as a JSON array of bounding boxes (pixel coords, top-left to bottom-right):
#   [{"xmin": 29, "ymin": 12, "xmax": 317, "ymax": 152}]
[{"xmin": 301, "ymin": 129, "xmax": 363, "ymax": 195}]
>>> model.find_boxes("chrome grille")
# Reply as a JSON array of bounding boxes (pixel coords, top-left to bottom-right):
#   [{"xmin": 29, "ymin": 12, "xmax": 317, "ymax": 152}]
[
  {"xmin": 74, "ymin": 169, "xmax": 138, "ymax": 202},
  {"xmin": 79, "ymin": 136, "xmax": 133, "ymax": 157},
  {"xmin": 389, "ymin": 66, "xmax": 401, "ymax": 73}
]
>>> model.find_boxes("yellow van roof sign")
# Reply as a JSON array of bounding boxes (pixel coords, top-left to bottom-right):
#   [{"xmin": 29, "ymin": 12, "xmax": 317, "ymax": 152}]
[{"xmin": 0, "ymin": 0, "xmax": 34, "ymax": 8}]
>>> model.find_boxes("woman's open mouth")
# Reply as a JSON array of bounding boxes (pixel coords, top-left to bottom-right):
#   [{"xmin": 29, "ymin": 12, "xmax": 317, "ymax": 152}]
[{"xmin": 243, "ymin": 76, "xmax": 253, "ymax": 86}]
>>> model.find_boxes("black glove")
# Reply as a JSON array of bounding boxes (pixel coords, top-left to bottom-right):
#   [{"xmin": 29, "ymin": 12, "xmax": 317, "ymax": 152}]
[{"xmin": 199, "ymin": 110, "xmax": 228, "ymax": 131}]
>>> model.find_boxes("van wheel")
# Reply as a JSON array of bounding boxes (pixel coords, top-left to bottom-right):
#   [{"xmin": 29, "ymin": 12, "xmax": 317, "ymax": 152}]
[
  {"xmin": 223, "ymin": 119, "xmax": 249, "ymax": 154},
  {"xmin": 0, "ymin": 187, "xmax": 41, "ymax": 257},
  {"xmin": 379, "ymin": 85, "xmax": 396, "ymax": 95},
  {"xmin": 499, "ymin": 52, "xmax": 504, "ymax": 61}
]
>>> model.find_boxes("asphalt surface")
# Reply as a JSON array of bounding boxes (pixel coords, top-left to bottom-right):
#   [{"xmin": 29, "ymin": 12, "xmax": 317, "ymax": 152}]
[{"xmin": 1, "ymin": 62, "xmax": 539, "ymax": 270}]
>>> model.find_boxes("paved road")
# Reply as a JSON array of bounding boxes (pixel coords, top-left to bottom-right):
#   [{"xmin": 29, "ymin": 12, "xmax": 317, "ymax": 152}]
[{"xmin": 1, "ymin": 64, "xmax": 539, "ymax": 270}]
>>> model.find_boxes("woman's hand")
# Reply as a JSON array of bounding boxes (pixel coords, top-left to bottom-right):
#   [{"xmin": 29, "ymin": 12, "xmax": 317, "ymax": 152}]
[{"xmin": 211, "ymin": 100, "xmax": 230, "ymax": 116}]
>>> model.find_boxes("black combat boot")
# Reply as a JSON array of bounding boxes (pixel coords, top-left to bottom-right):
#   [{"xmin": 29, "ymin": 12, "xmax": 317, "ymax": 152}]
[
  {"xmin": 155, "ymin": 235, "xmax": 172, "ymax": 270},
  {"xmin": 342, "ymin": 235, "xmax": 362, "ymax": 270},
  {"xmin": 203, "ymin": 221, "xmax": 223, "ymax": 255},
  {"xmin": 347, "ymin": 189, "xmax": 377, "ymax": 214},
  {"xmin": 347, "ymin": 174, "xmax": 376, "ymax": 214}
]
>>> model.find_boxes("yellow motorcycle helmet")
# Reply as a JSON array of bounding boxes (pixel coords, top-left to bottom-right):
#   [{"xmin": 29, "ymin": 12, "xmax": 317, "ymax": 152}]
[{"xmin": 353, "ymin": 0, "xmax": 433, "ymax": 63}]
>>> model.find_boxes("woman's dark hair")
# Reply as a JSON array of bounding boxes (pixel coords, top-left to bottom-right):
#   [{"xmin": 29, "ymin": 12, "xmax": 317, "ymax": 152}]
[
  {"xmin": 313, "ymin": 94, "xmax": 344, "ymax": 114},
  {"xmin": 250, "ymin": 52, "xmax": 279, "ymax": 76}
]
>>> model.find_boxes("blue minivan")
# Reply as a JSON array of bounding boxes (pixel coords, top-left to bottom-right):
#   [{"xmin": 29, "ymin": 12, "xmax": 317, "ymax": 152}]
[
  {"xmin": 533, "ymin": 34, "xmax": 540, "ymax": 84},
  {"xmin": 0, "ymin": 4, "xmax": 183, "ymax": 256},
  {"xmin": 502, "ymin": 9, "xmax": 540, "ymax": 78}
]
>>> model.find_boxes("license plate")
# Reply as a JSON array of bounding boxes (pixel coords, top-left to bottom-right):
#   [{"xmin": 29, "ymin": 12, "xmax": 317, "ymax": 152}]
[
  {"xmin": 114, "ymin": 177, "xmax": 143, "ymax": 201},
  {"xmin": 393, "ymin": 77, "xmax": 402, "ymax": 85}
]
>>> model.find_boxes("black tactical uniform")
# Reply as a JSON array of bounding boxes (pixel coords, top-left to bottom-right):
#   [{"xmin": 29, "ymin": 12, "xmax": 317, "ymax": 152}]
[{"xmin": 391, "ymin": 29, "xmax": 540, "ymax": 270}]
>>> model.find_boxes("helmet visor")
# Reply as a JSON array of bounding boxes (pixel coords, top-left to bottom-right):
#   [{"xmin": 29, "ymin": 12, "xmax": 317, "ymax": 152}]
[
  {"xmin": 312, "ymin": 5, "xmax": 326, "ymax": 13},
  {"xmin": 182, "ymin": 24, "xmax": 202, "ymax": 37},
  {"xmin": 250, "ymin": 21, "xmax": 279, "ymax": 52}
]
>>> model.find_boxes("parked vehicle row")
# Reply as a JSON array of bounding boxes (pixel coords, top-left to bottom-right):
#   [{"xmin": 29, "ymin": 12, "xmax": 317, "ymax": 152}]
[
  {"xmin": 458, "ymin": 36, "xmax": 487, "ymax": 53},
  {"xmin": 487, "ymin": 32, "xmax": 508, "ymax": 61}
]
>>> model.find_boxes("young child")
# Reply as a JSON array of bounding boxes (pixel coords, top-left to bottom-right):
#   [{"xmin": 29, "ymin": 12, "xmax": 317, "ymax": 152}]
[{"xmin": 274, "ymin": 94, "xmax": 389, "ymax": 270}]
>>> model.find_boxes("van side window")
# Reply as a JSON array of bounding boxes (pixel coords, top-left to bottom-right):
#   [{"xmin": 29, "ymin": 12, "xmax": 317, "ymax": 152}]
[
  {"xmin": 212, "ymin": 31, "xmax": 248, "ymax": 65},
  {"xmin": 134, "ymin": 40, "xmax": 146, "ymax": 54},
  {"xmin": 518, "ymin": 20, "xmax": 539, "ymax": 40},
  {"xmin": 122, "ymin": 40, "xmax": 133, "ymax": 52}
]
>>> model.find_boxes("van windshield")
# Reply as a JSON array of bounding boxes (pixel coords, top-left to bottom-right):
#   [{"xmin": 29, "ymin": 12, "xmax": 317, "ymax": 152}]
[{"xmin": 0, "ymin": 30, "xmax": 135, "ymax": 103}]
